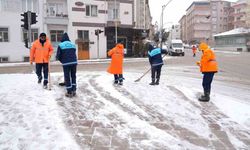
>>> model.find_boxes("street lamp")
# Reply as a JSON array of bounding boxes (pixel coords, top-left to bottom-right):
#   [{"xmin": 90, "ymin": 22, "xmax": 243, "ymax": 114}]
[{"xmin": 159, "ymin": 0, "xmax": 173, "ymax": 48}]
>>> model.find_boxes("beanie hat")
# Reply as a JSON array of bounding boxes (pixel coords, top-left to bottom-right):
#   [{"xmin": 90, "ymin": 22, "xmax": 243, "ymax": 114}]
[{"xmin": 39, "ymin": 33, "xmax": 46, "ymax": 37}]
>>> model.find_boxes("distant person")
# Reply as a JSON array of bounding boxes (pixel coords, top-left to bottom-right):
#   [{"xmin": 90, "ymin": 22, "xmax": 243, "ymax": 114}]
[
  {"xmin": 30, "ymin": 33, "xmax": 53, "ymax": 89},
  {"xmin": 196, "ymin": 42, "xmax": 218, "ymax": 102},
  {"xmin": 107, "ymin": 40, "xmax": 124, "ymax": 85},
  {"xmin": 56, "ymin": 33, "xmax": 78, "ymax": 97},
  {"xmin": 192, "ymin": 45, "xmax": 197, "ymax": 57},
  {"xmin": 148, "ymin": 43, "xmax": 166, "ymax": 85}
]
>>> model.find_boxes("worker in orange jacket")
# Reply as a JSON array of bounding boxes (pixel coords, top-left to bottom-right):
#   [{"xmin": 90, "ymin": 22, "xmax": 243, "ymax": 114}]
[
  {"xmin": 107, "ymin": 40, "xmax": 124, "ymax": 85},
  {"xmin": 196, "ymin": 42, "xmax": 218, "ymax": 102},
  {"xmin": 192, "ymin": 45, "xmax": 197, "ymax": 57},
  {"xmin": 30, "ymin": 33, "xmax": 53, "ymax": 89}
]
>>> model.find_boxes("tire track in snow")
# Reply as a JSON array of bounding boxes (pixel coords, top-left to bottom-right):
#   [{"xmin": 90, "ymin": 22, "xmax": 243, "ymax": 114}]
[{"xmin": 168, "ymin": 85, "xmax": 250, "ymax": 149}]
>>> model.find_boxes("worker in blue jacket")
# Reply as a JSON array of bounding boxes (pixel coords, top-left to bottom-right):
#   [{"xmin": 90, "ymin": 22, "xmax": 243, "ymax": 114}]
[
  {"xmin": 148, "ymin": 43, "xmax": 165, "ymax": 85},
  {"xmin": 56, "ymin": 33, "xmax": 78, "ymax": 97}
]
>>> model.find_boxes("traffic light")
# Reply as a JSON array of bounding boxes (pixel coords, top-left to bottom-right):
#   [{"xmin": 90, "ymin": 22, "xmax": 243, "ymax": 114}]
[
  {"xmin": 31, "ymin": 12, "xmax": 37, "ymax": 25},
  {"xmin": 95, "ymin": 29, "xmax": 103, "ymax": 36},
  {"xmin": 21, "ymin": 12, "xmax": 28, "ymax": 30},
  {"xmin": 24, "ymin": 38, "xmax": 29, "ymax": 48}
]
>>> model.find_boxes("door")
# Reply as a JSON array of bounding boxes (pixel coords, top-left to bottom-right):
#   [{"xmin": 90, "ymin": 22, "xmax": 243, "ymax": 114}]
[{"xmin": 78, "ymin": 42, "xmax": 89, "ymax": 60}]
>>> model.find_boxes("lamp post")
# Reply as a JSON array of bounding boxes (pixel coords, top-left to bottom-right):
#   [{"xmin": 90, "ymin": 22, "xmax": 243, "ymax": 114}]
[
  {"xmin": 159, "ymin": 0, "xmax": 173, "ymax": 49},
  {"xmin": 115, "ymin": 0, "xmax": 118, "ymax": 44}
]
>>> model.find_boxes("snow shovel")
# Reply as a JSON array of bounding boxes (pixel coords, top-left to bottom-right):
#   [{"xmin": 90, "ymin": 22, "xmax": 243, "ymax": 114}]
[
  {"xmin": 48, "ymin": 60, "xmax": 52, "ymax": 90},
  {"xmin": 134, "ymin": 54, "xmax": 168, "ymax": 82},
  {"xmin": 134, "ymin": 68, "xmax": 151, "ymax": 82}
]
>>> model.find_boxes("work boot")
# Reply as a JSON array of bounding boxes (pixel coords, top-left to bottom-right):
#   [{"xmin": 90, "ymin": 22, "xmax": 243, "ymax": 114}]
[
  {"xmin": 59, "ymin": 82, "xmax": 65, "ymax": 86},
  {"xmin": 149, "ymin": 79, "xmax": 155, "ymax": 85},
  {"xmin": 155, "ymin": 78, "xmax": 160, "ymax": 85},
  {"xmin": 65, "ymin": 91, "xmax": 73, "ymax": 98},
  {"xmin": 198, "ymin": 92, "xmax": 210, "ymax": 102},
  {"xmin": 114, "ymin": 80, "xmax": 118, "ymax": 84},
  {"xmin": 38, "ymin": 78, "xmax": 42, "ymax": 84},
  {"xmin": 72, "ymin": 91, "xmax": 76, "ymax": 97}
]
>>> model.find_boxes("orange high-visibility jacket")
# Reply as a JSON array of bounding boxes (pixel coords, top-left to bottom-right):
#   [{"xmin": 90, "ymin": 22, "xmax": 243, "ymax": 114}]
[
  {"xmin": 30, "ymin": 38, "xmax": 53, "ymax": 63},
  {"xmin": 107, "ymin": 43, "xmax": 124, "ymax": 74},
  {"xmin": 199, "ymin": 43, "xmax": 218, "ymax": 73},
  {"xmin": 192, "ymin": 46, "xmax": 197, "ymax": 54}
]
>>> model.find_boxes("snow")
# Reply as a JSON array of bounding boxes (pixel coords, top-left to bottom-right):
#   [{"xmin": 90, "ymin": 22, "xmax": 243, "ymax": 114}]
[
  {"xmin": 213, "ymin": 27, "xmax": 250, "ymax": 37},
  {"xmin": 0, "ymin": 69, "xmax": 250, "ymax": 149}
]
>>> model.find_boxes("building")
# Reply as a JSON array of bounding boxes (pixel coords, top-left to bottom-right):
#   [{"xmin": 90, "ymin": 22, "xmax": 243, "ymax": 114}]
[
  {"xmin": 246, "ymin": 0, "xmax": 250, "ymax": 28},
  {"xmin": 185, "ymin": 1, "xmax": 211, "ymax": 45},
  {"xmin": 0, "ymin": 0, "xmax": 42, "ymax": 62},
  {"xmin": 214, "ymin": 27, "xmax": 250, "ymax": 52},
  {"xmin": 231, "ymin": 0, "xmax": 247, "ymax": 28},
  {"xmin": 168, "ymin": 25, "xmax": 181, "ymax": 41},
  {"xmin": 0, "ymin": 0, "xmax": 152, "ymax": 62},
  {"xmin": 179, "ymin": 15, "xmax": 187, "ymax": 43},
  {"xmin": 209, "ymin": 0, "xmax": 231, "ymax": 34}
]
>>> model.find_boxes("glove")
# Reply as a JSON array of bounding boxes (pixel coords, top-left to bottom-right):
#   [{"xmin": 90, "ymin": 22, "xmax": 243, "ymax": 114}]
[{"xmin": 196, "ymin": 61, "xmax": 200, "ymax": 66}]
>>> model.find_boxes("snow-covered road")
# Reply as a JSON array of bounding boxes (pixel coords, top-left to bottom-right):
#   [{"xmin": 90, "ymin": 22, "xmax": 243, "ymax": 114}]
[{"xmin": 0, "ymin": 70, "xmax": 249, "ymax": 149}]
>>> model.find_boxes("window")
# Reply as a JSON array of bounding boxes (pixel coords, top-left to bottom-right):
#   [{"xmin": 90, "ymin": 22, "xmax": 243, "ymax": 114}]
[
  {"xmin": 108, "ymin": 2, "xmax": 119, "ymax": 20},
  {"xmin": 86, "ymin": 5, "xmax": 97, "ymax": 17},
  {"xmin": 0, "ymin": 28, "xmax": 9, "ymax": 42},
  {"xmin": 50, "ymin": 30, "xmax": 64, "ymax": 43},
  {"xmin": 47, "ymin": 3, "xmax": 64, "ymax": 17},
  {"xmin": 112, "ymin": 9, "xmax": 119, "ymax": 19},
  {"xmin": 21, "ymin": 0, "xmax": 38, "ymax": 13},
  {"xmin": 23, "ymin": 56, "xmax": 29, "ymax": 62},
  {"xmin": 77, "ymin": 30, "xmax": 89, "ymax": 40},
  {"xmin": 0, "ymin": 57, "xmax": 9, "ymax": 62},
  {"xmin": 23, "ymin": 28, "xmax": 38, "ymax": 42},
  {"xmin": 1, "ymin": 0, "xmax": 22, "ymax": 12}
]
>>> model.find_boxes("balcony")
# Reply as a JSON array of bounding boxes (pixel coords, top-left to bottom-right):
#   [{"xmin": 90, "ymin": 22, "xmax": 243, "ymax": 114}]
[{"xmin": 44, "ymin": 2, "xmax": 68, "ymax": 25}]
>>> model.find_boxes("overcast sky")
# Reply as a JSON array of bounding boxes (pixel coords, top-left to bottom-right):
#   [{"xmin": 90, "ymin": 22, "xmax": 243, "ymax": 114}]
[{"xmin": 149, "ymin": 0, "xmax": 238, "ymax": 28}]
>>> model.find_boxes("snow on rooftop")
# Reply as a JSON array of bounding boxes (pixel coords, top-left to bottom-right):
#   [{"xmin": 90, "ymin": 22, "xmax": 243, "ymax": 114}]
[{"xmin": 214, "ymin": 28, "xmax": 250, "ymax": 37}]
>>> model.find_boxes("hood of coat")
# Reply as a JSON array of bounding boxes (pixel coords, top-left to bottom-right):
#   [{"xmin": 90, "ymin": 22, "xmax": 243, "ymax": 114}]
[
  {"xmin": 116, "ymin": 43, "xmax": 124, "ymax": 49},
  {"xmin": 61, "ymin": 33, "xmax": 70, "ymax": 42},
  {"xmin": 199, "ymin": 42, "xmax": 209, "ymax": 51}
]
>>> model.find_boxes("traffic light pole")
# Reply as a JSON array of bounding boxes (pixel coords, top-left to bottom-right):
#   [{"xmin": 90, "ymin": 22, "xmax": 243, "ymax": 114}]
[
  {"xmin": 27, "ymin": 11, "xmax": 32, "ymax": 49},
  {"xmin": 97, "ymin": 33, "xmax": 99, "ymax": 59}
]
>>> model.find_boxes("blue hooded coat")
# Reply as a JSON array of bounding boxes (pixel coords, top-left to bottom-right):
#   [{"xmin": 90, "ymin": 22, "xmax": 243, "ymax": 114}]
[
  {"xmin": 56, "ymin": 33, "xmax": 77, "ymax": 66},
  {"xmin": 148, "ymin": 44, "xmax": 164, "ymax": 67}
]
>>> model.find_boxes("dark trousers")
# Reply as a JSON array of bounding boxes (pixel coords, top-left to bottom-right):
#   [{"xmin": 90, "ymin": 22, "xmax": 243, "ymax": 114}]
[
  {"xmin": 114, "ymin": 74, "xmax": 123, "ymax": 83},
  {"xmin": 36, "ymin": 63, "xmax": 48, "ymax": 85},
  {"xmin": 151, "ymin": 65, "xmax": 162, "ymax": 79},
  {"xmin": 63, "ymin": 64, "xmax": 77, "ymax": 93},
  {"xmin": 202, "ymin": 72, "xmax": 215, "ymax": 94}
]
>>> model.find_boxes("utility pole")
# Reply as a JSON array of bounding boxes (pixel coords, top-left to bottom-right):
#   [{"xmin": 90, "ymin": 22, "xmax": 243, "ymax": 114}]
[
  {"xmin": 159, "ymin": 0, "xmax": 173, "ymax": 49},
  {"xmin": 115, "ymin": 0, "xmax": 118, "ymax": 43},
  {"xmin": 27, "ymin": 11, "xmax": 32, "ymax": 49}
]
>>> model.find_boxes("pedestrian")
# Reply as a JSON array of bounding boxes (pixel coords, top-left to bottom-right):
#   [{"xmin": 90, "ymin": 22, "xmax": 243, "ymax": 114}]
[
  {"xmin": 196, "ymin": 42, "xmax": 218, "ymax": 102},
  {"xmin": 107, "ymin": 40, "xmax": 124, "ymax": 85},
  {"xmin": 192, "ymin": 45, "xmax": 197, "ymax": 57},
  {"xmin": 30, "ymin": 33, "xmax": 53, "ymax": 89},
  {"xmin": 148, "ymin": 43, "xmax": 165, "ymax": 85},
  {"xmin": 56, "ymin": 33, "xmax": 77, "ymax": 97}
]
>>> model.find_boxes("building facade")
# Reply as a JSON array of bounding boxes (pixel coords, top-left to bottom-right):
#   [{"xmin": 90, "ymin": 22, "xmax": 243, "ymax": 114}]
[
  {"xmin": 185, "ymin": 1, "xmax": 211, "ymax": 45},
  {"xmin": 0, "ymin": 0, "xmax": 152, "ymax": 62},
  {"xmin": 231, "ymin": 0, "xmax": 247, "ymax": 28},
  {"xmin": 179, "ymin": 15, "xmax": 187, "ymax": 43}
]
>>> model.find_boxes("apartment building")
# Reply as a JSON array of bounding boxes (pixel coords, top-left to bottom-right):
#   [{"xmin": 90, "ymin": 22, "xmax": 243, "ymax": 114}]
[
  {"xmin": 179, "ymin": 15, "xmax": 187, "ymax": 43},
  {"xmin": 247, "ymin": 0, "xmax": 250, "ymax": 28},
  {"xmin": 185, "ymin": 1, "xmax": 211, "ymax": 45},
  {"xmin": 231, "ymin": 0, "xmax": 247, "ymax": 28},
  {"xmin": 0, "ymin": 0, "xmax": 152, "ymax": 62},
  {"xmin": 210, "ymin": 0, "xmax": 231, "ymax": 34}
]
